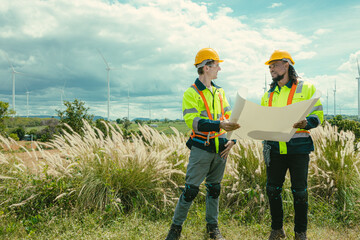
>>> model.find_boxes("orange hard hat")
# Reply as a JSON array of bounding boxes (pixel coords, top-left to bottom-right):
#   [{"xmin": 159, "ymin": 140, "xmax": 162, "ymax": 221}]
[
  {"xmin": 194, "ymin": 48, "xmax": 224, "ymax": 66},
  {"xmin": 265, "ymin": 50, "xmax": 295, "ymax": 65}
]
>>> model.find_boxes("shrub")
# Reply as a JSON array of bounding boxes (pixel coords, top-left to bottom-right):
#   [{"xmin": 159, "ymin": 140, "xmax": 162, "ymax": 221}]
[
  {"xmin": 11, "ymin": 127, "xmax": 25, "ymax": 140},
  {"xmin": 310, "ymin": 122, "xmax": 360, "ymax": 224},
  {"xmin": 8, "ymin": 133, "xmax": 19, "ymax": 141}
]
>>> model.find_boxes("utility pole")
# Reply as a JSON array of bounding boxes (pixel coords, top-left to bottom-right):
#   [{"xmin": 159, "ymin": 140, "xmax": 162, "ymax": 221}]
[
  {"xmin": 356, "ymin": 58, "xmax": 360, "ymax": 119},
  {"xmin": 26, "ymin": 91, "xmax": 30, "ymax": 118},
  {"xmin": 333, "ymin": 80, "xmax": 336, "ymax": 116},
  {"xmin": 180, "ymin": 101, "xmax": 183, "ymax": 120},
  {"xmin": 338, "ymin": 104, "xmax": 343, "ymax": 115},
  {"xmin": 149, "ymin": 98, "xmax": 151, "ymax": 121}
]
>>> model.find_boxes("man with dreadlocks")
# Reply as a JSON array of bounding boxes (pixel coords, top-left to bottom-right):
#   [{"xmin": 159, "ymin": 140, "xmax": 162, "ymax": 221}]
[{"xmin": 261, "ymin": 50, "xmax": 323, "ymax": 240}]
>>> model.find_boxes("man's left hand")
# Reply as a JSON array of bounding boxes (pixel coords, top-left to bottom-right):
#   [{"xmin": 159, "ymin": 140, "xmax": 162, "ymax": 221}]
[
  {"xmin": 220, "ymin": 140, "xmax": 235, "ymax": 159},
  {"xmin": 293, "ymin": 119, "xmax": 307, "ymax": 129}
]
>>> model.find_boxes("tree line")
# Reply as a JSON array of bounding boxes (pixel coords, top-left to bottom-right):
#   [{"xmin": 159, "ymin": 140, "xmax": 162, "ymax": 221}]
[
  {"xmin": 0, "ymin": 99, "xmax": 141, "ymax": 142},
  {"xmin": 3, "ymin": 99, "xmax": 358, "ymax": 143}
]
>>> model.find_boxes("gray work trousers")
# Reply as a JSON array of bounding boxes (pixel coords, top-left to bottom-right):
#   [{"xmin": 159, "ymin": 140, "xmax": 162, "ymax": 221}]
[{"xmin": 172, "ymin": 146, "xmax": 227, "ymax": 226}]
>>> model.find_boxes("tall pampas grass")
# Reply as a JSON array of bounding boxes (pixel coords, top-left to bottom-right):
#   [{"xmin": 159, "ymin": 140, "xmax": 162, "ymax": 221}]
[{"xmin": 1, "ymin": 121, "xmax": 359, "ymax": 224}]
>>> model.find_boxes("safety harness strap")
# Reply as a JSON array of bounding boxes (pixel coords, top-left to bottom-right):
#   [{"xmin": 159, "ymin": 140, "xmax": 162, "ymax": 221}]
[{"xmin": 191, "ymin": 84, "xmax": 226, "ymax": 146}]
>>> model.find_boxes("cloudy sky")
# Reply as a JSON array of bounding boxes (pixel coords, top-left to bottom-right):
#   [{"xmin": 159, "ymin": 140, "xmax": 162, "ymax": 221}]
[{"xmin": 1, "ymin": 0, "xmax": 360, "ymax": 120}]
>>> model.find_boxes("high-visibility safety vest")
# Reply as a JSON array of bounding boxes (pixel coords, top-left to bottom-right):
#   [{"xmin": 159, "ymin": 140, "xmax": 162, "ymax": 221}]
[
  {"xmin": 183, "ymin": 79, "xmax": 232, "ymax": 153},
  {"xmin": 261, "ymin": 80, "xmax": 324, "ymax": 154}
]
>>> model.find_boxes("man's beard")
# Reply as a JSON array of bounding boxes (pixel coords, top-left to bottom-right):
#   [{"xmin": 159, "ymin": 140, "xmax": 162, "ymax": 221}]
[{"xmin": 272, "ymin": 73, "xmax": 285, "ymax": 82}]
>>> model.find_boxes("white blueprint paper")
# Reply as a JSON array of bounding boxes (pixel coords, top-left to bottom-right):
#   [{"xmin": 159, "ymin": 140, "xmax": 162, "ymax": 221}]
[{"xmin": 227, "ymin": 88, "xmax": 321, "ymax": 142}]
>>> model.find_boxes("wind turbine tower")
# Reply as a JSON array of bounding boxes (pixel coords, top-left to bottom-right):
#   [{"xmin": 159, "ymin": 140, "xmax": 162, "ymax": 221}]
[
  {"xmin": 356, "ymin": 58, "xmax": 360, "ymax": 119},
  {"xmin": 26, "ymin": 90, "xmax": 30, "ymax": 118},
  {"xmin": 60, "ymin": 79, "xmax": 67, "ymax": 110},
  {"xmin": 326, "ymin": 89, "xmax": 329, "ymax": 117},
  {"xmin": 98, "ymin": 49, "xmax": 115, "ymax": 121},
  {"xmin": 6, "ymin": 55, "xmax": 25, "ymax": 114},
  {"xmin": 127, "ymin": 89, "xmax": 130, "ymax": 120},
  {"xmin": 263, "ymin": 73, "xmax": 267, "ymax": 93},
  {"xmin": 333, "ymin": 80, "xmax": 336, "ymax": 116}
]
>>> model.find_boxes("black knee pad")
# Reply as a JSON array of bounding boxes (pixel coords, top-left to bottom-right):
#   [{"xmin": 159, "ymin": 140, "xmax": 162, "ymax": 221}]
[
  {"xmin": 292, "ymin": 188, "xmax": 308, "ymax": 205},
  {"xmin": 205, "ymin": 183, "xmax": 221, "ymax": 199},
  {"xmin": 266, "ymin": 185, "xmax": 282, "ymax": 200},
  {"xmin": 183, "ymin": 184, "xmax": 199, "ymax": 202}
]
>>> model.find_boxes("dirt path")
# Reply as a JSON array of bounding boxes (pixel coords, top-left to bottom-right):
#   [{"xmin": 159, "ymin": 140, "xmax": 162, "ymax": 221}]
[{"xmin": 1, "ymin": 141, "xmax": 61, "ymax": 168}]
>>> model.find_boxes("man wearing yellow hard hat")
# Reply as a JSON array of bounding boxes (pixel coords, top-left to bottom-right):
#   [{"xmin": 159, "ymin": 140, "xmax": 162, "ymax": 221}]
[
  {"xmin": 164, "ymin": 48, "xmax": 240, "ymax": 240},
  {"xmin": 261, "ymin": 50, "xmax": 323, "ymax": 240}
]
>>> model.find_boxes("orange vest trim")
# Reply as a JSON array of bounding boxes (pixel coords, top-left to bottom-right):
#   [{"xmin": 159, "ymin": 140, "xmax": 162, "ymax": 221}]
[
  {"xmin": 268, "ymin": 81, "xmax": 297, "ymax": 106},
  {"xmin": 268, "ymin": 81, "xmax": 310, "ymax": 134},
  {"xmin": 191, "ymin": 84, "xmax": 227, "ymax": 145}
]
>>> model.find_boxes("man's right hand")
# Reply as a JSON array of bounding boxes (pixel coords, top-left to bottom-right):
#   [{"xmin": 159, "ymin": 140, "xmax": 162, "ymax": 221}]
[{"xmin": 219, "ymin": 120, "xmax": 240, "ymax": 131}]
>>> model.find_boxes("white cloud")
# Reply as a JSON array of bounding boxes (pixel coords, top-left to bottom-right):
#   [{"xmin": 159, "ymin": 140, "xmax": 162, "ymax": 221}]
[
  {"xmin": 338, "ymin": 50, "xmax": 360, "ymax": 72},
  {"xmin": 268, "ymin": 3, "xmax": 283, "ymax": 9},
  {"xmin": 305, "ymin": 51, "xmax": 360, "ymax": 115},
  {"xmin": 256, "ymin": 18, "xmax": 276, "ymax": 25},
  {"xmin": 294, "ymin": 51, "xmax": 317, "ymax": 60},
  {"xmin": 314, "ymin": 28, "xmax": 331, "ymax": 36},
  {"xmin": 0, "ymin": 0, "xmax": 316, "ymax": 119}
]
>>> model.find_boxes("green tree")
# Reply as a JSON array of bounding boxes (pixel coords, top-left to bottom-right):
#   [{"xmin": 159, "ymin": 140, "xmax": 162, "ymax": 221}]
[
  {"xmin": 327, "ymin": 116, "xmax": 360, "ymax": 142},
  {"xmin": 95, "ymin": 119, "xmax": 110, "ymax": 137},
  {"xmin": 0, "ymin": 101, "xmax": 14, "ymax": 134},
  {"xmin": 27, "ymin": 129, "xmax": 38, "ymax": 140},
  {"xmin": 134, "ymin": 119, "xmax": 143, "ymax": 125},
  {"xmin": 122, "ymin": 117, "xmax": 131, "ymax": 130},
  {"xmin": 12, "ymin": 127, "xmax": 25, "ymax": 140},
  {"xmin": 56, "ymin": 99, "xmax": 94, "ymax": 135}
]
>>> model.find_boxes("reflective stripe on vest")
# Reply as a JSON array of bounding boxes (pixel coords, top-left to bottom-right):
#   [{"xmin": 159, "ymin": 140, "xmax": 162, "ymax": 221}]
[
  {"xmin": 268, "ymin": 81, "xmax": 310, "ymax": 135},
  {"xmin": 268, "ymin": 81, "xmax": 309, "ymax": 154},
  {"xmin": 191, "ymin": 83, "xmax": 226, "ymax": 146}
]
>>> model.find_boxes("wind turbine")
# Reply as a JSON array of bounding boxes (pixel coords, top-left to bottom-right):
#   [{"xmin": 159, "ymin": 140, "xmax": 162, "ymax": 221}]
[
  {"xmin": 6, "ymin": 54, "xmax": 26, "ymax": 114},
  {"xmin": 326, "ymin": 89, "xmax": 329, "ymax": 117},
  {"xmin": 263, "ymin": 73, "xmax": 267, "ymax": 93},
  {"xmin": 127, "ymin": 89, "xmax": 130, "ymax": 120},
  {"xmin": 333, "ymin": 80, "xmax": 336, "ymax": 116},
  {"xmin": 25, "ymin": 85, "xmax": 30, "ymax": 118},
  {"xmin": 356, "ymin": 58, "xmax": 360, "ymax": 119},
  {"xmin": 98, "ymin": 49, "xmax": 116, "ymax": 121},
  {"xmin": 60, "ymin": 79, "xmax": 67, "ymax": 109}
]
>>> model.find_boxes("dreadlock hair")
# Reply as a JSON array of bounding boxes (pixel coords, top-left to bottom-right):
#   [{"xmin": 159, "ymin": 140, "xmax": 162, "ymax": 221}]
[{"xmin": 270, "ymin": 61, "xmax": 299, "ymax": 88}]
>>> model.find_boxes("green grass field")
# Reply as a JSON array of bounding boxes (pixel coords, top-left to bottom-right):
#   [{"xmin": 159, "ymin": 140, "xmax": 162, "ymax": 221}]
[
  {"xmin": 2, "ymin": 207, "xmax": 359, "ymax": 240},
  {"xmin": 1, "ymin": 122, "xmax": 360, "ymax": 239},
  {"xmin": 128, "ymin": 121, "xmax": 191, "ymax": 136}
]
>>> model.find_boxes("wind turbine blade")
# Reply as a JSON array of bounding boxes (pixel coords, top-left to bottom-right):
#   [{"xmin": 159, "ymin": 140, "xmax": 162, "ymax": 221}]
[
  {"xmin": 97, "ymin": 49, "xmax": 110, "ymax": 68},
  {"xmin": 357, "ymin": 58, "xmax": 360, "ymax": 76},
  {"xmin": 15, "ymin": 70, "xmax": 27, "ymax": 76},
  {"xmin": 5, "ymin": 54, "xmax": 15, "ymax": 71},
  {"xmin": 24, "ymin": 83, "xmax": 29, "ymax": 92},
  {"xmin": 62, "ymin": 79, "xmax": 67, "ymax": 90}
]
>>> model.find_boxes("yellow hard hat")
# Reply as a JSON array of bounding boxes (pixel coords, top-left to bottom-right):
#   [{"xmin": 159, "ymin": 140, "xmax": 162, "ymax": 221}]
[
  {"xmin": 194, "ymin": 48, "xmax": 224, "ymax": 66},
  {"xmin": 265, "ymin": 50, "xmax": 295, "ymax": 65}
]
